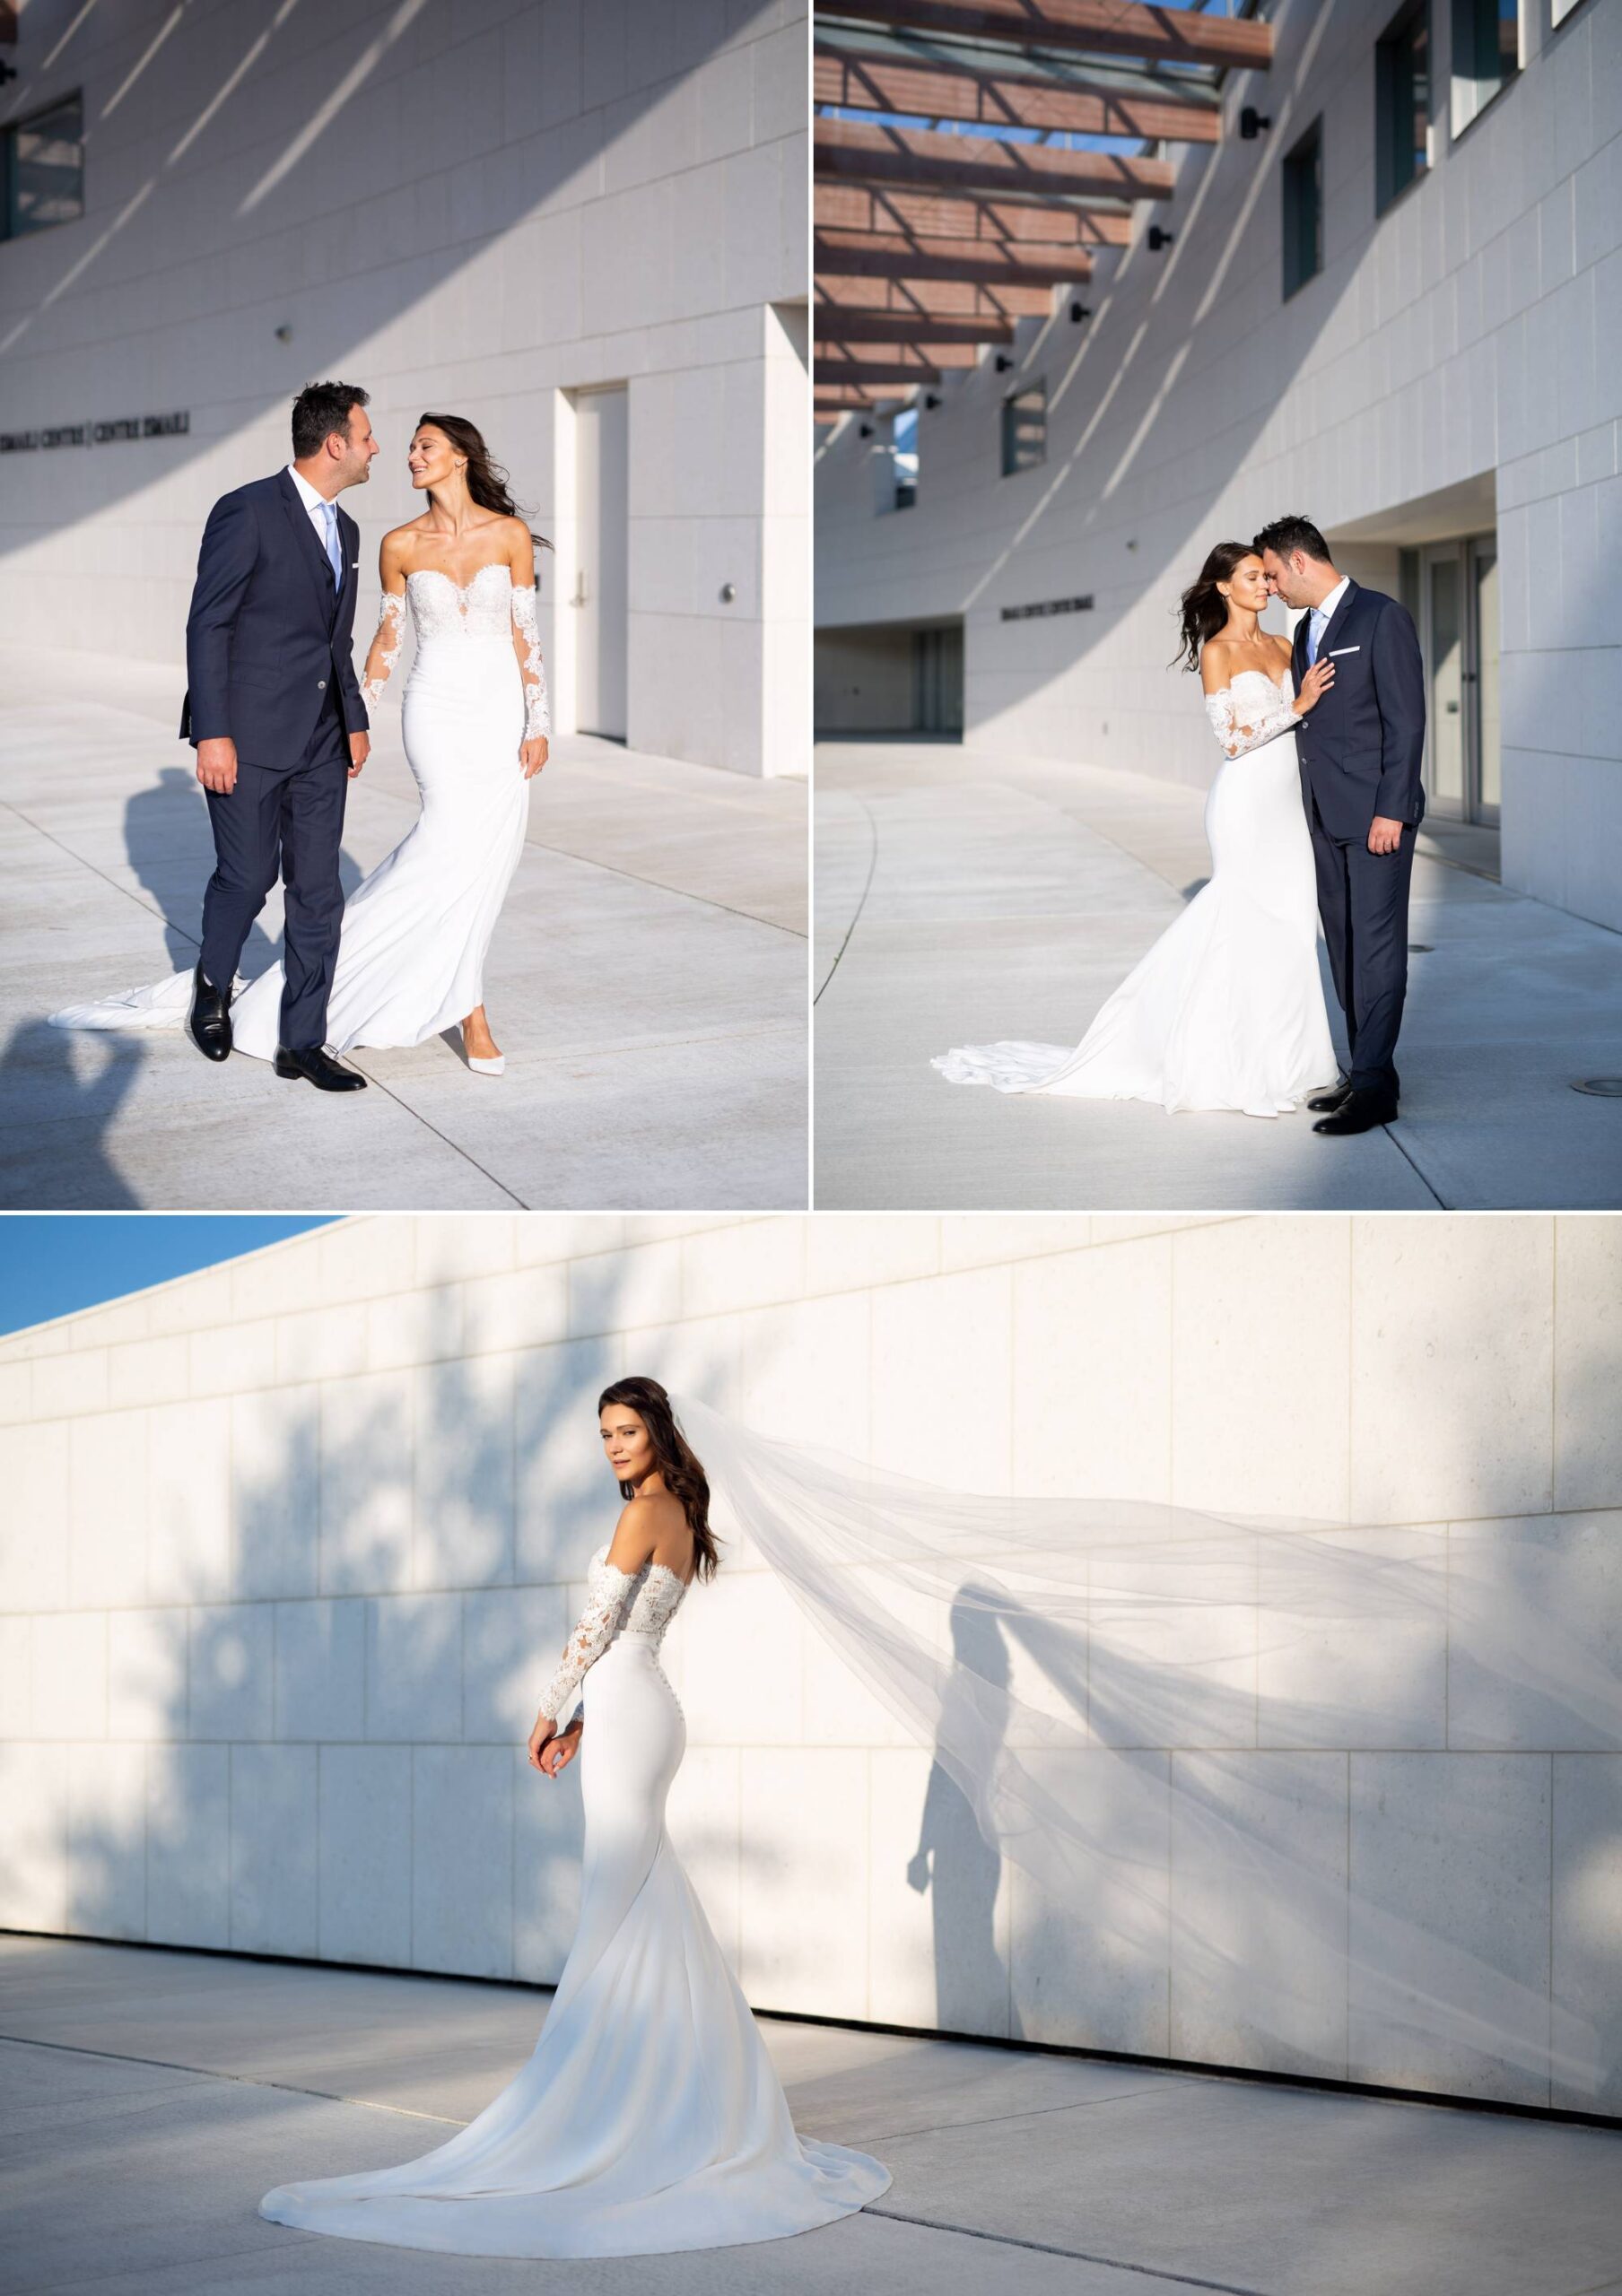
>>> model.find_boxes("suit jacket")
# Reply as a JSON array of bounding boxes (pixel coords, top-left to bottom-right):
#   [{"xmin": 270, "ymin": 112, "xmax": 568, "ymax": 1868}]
[
  {"xmin": 179, "ymin": 469, "xmax": 368, "ymax": 765},
  {"xmin": 1289, "ymin": 579, "xmax": 1426, "ymax": 842}
]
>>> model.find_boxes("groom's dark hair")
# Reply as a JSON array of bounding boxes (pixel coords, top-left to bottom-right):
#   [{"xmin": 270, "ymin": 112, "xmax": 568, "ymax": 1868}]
[
  {"xmin": 291, "ymin": 380, "xmax": 370, "ymax": 458},
  {"xmin": 1252, "ymin": 514, "xmax": 1331, "ymax": 564}
]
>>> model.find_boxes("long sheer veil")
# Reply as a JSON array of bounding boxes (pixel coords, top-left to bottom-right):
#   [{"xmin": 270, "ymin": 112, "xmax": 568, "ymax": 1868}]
[{"xmin": 670, "ymin": 1391, "xmax": 1618, "ymax": 2096}]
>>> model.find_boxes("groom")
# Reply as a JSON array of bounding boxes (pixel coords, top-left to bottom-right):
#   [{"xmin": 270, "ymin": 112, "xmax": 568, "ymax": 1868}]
[
  {"xmin": 1254, "ymin": 516, "xmax": 1426, "ymax": 1138},
  {"xmin": 179, "ymin": 380, "xmax": 379, "ymax": 1090}
]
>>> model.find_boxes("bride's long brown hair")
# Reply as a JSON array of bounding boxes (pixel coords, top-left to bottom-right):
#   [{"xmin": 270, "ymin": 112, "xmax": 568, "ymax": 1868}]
[
  {"xmin": 415, "ymin": 410, "xmax": 553, "ymax": 553},
  {"xmin": 1172, "ymin": 539, "xmax": 1255, "ymax": 673},
  {"xmin": 597, "ymin": 1378, "xmax": 722, "ymax": 1581}
]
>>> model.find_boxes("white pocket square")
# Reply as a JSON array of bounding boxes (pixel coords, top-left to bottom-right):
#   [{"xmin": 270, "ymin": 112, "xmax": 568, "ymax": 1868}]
[{"xmin": 1328, "ymin": 645, "xmax": 1360, "ymax": 656}]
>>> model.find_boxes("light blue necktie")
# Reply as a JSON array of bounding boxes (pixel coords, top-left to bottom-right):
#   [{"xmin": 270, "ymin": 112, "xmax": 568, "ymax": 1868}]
[
  {"xmin": 319, "ymin": 499, "xmax": 342, "ymax": 587},
  {"xmin": 1306, "ymin": 604, "xmax": 1325, "ymax": 667}
]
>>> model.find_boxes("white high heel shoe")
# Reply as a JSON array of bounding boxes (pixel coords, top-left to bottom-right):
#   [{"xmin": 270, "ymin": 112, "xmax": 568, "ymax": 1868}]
[{"xmin": 467, "ymin": 1050, "xmax": 505, "ymax": 1075}]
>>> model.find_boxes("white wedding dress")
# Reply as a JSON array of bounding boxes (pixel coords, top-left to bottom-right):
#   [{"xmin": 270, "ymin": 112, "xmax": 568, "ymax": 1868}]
[
  {"xmin": 257, "ymin": 1542, "xmax": 891, "ymax": 2259},
  {"xmin": 932, "ymin": 667, "xmax": 1339, "ymax": 1116},
  {"xmin": 48, "ymin": 561, "xmax": 547, "ymax": 1060}
]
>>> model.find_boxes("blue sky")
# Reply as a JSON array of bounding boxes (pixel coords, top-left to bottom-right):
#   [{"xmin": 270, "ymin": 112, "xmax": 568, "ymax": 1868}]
[{"xmin": 0, "ymin": 1217, "xmax": 337, "ymax": 1337}]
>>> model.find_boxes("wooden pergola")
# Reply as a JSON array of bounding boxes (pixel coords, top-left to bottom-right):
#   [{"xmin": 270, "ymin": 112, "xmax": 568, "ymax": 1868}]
[{"xmin": 814, "ymin": 1, "xmax": 1272, "ymax": 422}]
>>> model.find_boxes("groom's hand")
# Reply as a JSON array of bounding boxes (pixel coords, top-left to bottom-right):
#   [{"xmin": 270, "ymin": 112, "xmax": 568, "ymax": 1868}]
[
  {"xmin": 347, "ymin": 730, "xmax": 370, "ymax": 778},
  {"xmin": 196, "ymin": 737, "xmax": 237, "ymax": 796},
  {"xmin": 1367, "ymin": 815, "xmax": 1404, "ymax": 856}
]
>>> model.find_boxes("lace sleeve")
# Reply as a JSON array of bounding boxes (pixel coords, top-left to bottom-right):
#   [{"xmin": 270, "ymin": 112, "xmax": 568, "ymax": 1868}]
[
  {"xmin": 1203, "ymin": 684, "xmax": 1298, "ymax": 760},
  {"xmin": 510, "ymin": 583, "xmax": 551, "ymax": 739},
  {"xmin": 361, "ymin": 588, "xmax": 406, "ymax": 709},
  {"xmin": 536, "ymin": 1563, "xmax": 635, "ymax": 1721}
]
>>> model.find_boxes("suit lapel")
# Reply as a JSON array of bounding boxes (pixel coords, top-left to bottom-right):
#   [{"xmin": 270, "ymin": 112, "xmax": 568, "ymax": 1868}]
[
  {"xmin": 336, "ymin": 505, "xmax": 360, "ymax": 622},
  {"xmin": 277, "ymin": 467, "xmax": 339, "ymax": 624}
]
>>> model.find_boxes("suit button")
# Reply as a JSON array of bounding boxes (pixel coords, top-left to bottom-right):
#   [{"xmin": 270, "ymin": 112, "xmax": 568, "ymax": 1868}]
[{"xmin": 318, "ymin": 679, "xmax": 327, "ymax": 689}]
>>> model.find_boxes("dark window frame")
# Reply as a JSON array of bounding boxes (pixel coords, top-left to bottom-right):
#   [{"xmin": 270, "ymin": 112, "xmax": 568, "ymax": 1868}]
[
  {"xmin": 1282, "ymin": 115, "xmax": 1324, "ymax": 301},
  {"xmin": 1000, "ymin": 379, "xmax": 1046, "ymax": 479},
  {"xmin": 1449, "ymin": 0, "xmax": 1521, "ymax": 142},
  {"xmin": 2, "ymin": 89, "xmax": 86, "ymax": 242},
  {"xmin": 1375, "ymin": 0, "xmax": 1431, "ymax": 217}
]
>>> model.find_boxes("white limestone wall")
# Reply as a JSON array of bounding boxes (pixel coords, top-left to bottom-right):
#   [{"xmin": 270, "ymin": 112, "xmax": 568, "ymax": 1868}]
[
  {"xmin": 1, "ymin": 1211, "xmax": 1618, "ymax": 2111},
  {"xmin": 0, "ymin": 0, "xmax": 807, "ymax": 775},
  {"xmin": 813, "ymin": 0, "xmax": 1622, "ymax": 919}
]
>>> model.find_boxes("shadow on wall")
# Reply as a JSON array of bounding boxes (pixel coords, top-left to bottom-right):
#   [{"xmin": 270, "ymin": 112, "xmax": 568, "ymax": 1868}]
[
  {"xmin": 813, "ymin": 0, "xmax": 1503, "ymax": 770},
  {"xmin": 0, "ymin": 0, "xmax": 778, "ymax": 569},
  {"xmin": 4, "ymin": 1222, "xmax": 1621, "ymax": 2115}
]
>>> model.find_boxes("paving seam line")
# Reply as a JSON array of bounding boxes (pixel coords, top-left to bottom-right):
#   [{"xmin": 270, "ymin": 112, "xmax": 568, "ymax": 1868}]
[
  {"xmin": 847, "ymin": 2080, "xmax": 1171, "ymax": 2146},
  {"xmin": 0, "ymin": 2030, "xmax": 471, "ymax": 2127},
  {"xmin": 865, "ymin": 2206, "xmax": 1269, "ymax": 2293},
  {"xmin": 813, "ymin": 793, "xmax": 878, "ymax": 1004}
]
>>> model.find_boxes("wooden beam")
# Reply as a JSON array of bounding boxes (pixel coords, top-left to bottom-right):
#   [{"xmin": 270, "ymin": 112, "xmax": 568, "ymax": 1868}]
[
  {"xmin": 815, "ymin": 117, "xmax": 1173, "ymax": 204},
  {"xmin": 815, "ymin": 304, "xmax": 1015, "ymax": 345},
  {"xmin": 815, "ymin": 226, "xmax": 1092, "ymax": 288},
  {"xmin": 814, "ymin": 358, "xmax": 946, "ymax": 387},
  {"xmin": 815, "ymin": 38, "xmax": 1222, "ymax": 144},
  {"xmin": 817, "ymin": 179, "xmax": 1131, "ymax": 248},
  {"xmin": 819, "ymin": 1, "xmax": 1273, "ymax": 71},
  {"xmin": 815, "ymin": 266, "xmax": 1056, "ymax": 319}
]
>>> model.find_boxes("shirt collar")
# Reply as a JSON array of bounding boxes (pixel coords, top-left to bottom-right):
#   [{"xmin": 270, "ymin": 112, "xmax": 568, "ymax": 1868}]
[
  {"xmin": 1312, "ymin": 573, "xmax": 1350, "ymax": 623},
  {"xmin": 284, "ymin": 461, "xmax": 333, "ymax": 517}
]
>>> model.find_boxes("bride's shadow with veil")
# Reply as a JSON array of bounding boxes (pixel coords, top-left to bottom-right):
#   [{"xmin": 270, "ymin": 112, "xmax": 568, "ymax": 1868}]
[{"xmin": 123, "ymin": 766, "xmax": 363, "ymax": 974}]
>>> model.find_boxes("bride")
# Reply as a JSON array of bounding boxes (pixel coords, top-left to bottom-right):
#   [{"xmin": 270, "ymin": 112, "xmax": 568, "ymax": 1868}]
[
  {"xmin": 257, "ymin": 1378, "xmax": 890, "ymax": 2260},
  {"xmin": 933, "ymin": 542, "xmax": 1341, "ymax": 1118},
  {"xmin": 48, "ymin": 413, "xmax": 550, "ymax": 1079}
]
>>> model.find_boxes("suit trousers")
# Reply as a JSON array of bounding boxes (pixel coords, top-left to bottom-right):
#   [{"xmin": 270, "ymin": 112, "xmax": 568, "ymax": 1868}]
[
  {"xmin": 199, "ymin": 688, "xmax": 349, "ymax": 1050},
  {"xmin": 1307, "ymin": 796, "xmax": 1415, "ymax": 1097}
]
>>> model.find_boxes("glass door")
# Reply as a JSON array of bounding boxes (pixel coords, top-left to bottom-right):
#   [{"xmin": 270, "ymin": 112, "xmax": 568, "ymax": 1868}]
[
  {"xmin": 1423, "ymin": 544, "xmax": 1466, "ymax": 818},
  {"xmin": 1420, "ymin": 533, "xmax": 1498, "ymax": 823}
]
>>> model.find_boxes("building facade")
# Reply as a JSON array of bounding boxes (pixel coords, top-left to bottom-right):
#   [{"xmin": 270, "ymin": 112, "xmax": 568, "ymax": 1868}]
[
  {"xmin": 1, "ymin": 1210, "xmax": 1618, "ymax": 2112},
  {"xmin": 0, "ymin": 0, "xmax": 808, "ymax": 775},
  {"xmin": 814, "ymin": 0, "xmax": 1621, "ymax": 920}
]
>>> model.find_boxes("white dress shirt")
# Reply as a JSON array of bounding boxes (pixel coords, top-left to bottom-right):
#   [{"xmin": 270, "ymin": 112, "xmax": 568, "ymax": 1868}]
[
  {"xmin": 1304, "ymin": 572, "xmax": 1350, "ymax": 665},
  {"xmin": 284, "ymin": 461, "xmax": 342, "ymax": 581}
]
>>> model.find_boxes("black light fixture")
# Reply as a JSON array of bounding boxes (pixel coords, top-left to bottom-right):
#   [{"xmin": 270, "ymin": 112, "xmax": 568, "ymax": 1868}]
[
  {"xmin": 1240, "ymin": 106, "xmax": 1272, "ymax": 140},
  {"xmin": 994, "ymin": 352, "xmax": 1014, "ymax": 371},
  {"xmin": 1147, "ymin": 225, "xmax": 1174, "ymax": 252},
  {"xmin": 1068, "ymin": 300, "xmax": 1093, "ymax": 324},
  {"xmin": 859, "ymin": 422, "xmax": 874, "ymax": 438},
  {"xmin": 923, "ymin": 392, "xmax": 941, "ymax": 410}
]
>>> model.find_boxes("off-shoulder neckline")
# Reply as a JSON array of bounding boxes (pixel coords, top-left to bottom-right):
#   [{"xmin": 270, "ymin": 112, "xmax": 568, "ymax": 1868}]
[{"xmin": 590, "ymin": 1541, "xmax": 693, "ymax": 1588}]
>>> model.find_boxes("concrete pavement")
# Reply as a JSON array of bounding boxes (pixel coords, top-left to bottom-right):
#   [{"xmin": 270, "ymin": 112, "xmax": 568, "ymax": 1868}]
[
  {"xmin": 4, "ymin": 1935, "xmax": 1621, "ymax": 2296},
  {"xmin": 815, "ymin": 742, "xmax": 1622, "ymax": 1211},
  {"xmin": 0, "ymin": 652, "xmax": 807, "ymax": 1211}
]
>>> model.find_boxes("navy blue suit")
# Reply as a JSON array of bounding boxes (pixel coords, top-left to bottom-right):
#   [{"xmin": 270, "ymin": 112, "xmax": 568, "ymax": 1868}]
[
  {"xmin": 179, "ymin": 469, "xmax": 369, "ymax": 1049},
  {"xmin": 1290, "ymin": 581, "xmax": 1426, "ymax": 1097}
]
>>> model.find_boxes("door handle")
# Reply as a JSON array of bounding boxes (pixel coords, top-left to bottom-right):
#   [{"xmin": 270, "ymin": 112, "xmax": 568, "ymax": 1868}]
[
  {"xmin": 1445, "ymin": 700, "xmax": 1461, "ymax": 713},
  {"xmin": 571, "ymin": 572, "xmax": 589, "ymax": 607}
]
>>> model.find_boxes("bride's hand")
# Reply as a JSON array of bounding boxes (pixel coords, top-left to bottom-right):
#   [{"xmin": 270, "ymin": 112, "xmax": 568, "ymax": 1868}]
[
  {"xmin": 540, "ymin": 1722, "xmax": 581, "ymax": 1779},
  {"xmin": 528, "ymin": 1715, "xmax": 557, "ymax": 1770},
  {"xmin": 1293, "ymin": 658, "xmax": 1335, "ymax": 714},
  {"xmin": 520, "ymin": 736, "xmax": 549, "ymax": 779}
]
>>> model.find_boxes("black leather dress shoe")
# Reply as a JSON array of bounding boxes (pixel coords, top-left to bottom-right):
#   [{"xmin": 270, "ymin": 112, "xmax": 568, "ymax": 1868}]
[
  {"xmin": 275, "ymin": 1045, "xmax": 367, "ymax": 1091},
  {"xmin": 187, "ymin": 961, "xmax": 231, "ymax": 1062},
  {"xmin": 1306, "ymin": 1078, "xmax": 1353, "ymax": 1115},
  {"xmin": 1312, "ymin": 1087, "xmax": 1398, "ymax": 1136}
]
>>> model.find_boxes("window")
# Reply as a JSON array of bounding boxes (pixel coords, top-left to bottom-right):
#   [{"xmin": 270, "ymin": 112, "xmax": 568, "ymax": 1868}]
[
  {"xmin": 1001, "ymin": 382, "xmax": 1045, "ymax": 477},
  {"xmin": 1282, "ymin": 117, "xmax": 1323, "ymax": 299},
  {"xmin": 891, "ymin": 405, "xmax": 917, "ymax": 511},
  {"xmin": 2, "ymin": 93, "xmax": 84, "ymax": 240},
  {"xmin": 1375, "ymin": 2, "xmax": 1430, "ymax": 213},
  {"xmin": 1452, "ymin": 0, "xmax": 1519, "ymax": 135}
]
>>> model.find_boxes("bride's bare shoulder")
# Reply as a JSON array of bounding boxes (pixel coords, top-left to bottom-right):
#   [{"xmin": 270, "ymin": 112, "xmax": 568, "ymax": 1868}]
[
  {"xmin": 1199, "ymin": 637, "xmax": 1236, "ymax": 693},
  {"xmin": 379, "ymin": 518, "xmax": 431, "ymax": 562}
]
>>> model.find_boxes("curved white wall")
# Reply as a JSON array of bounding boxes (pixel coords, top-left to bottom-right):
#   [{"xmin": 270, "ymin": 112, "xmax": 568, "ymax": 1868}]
[
  {"xmin": 1, "ymin": 1211, "xmax": 1618, "ymax": 2112},
  {"xmin": 814, "ymin": 0, "xmax": 1622, "ymax": 916}
]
